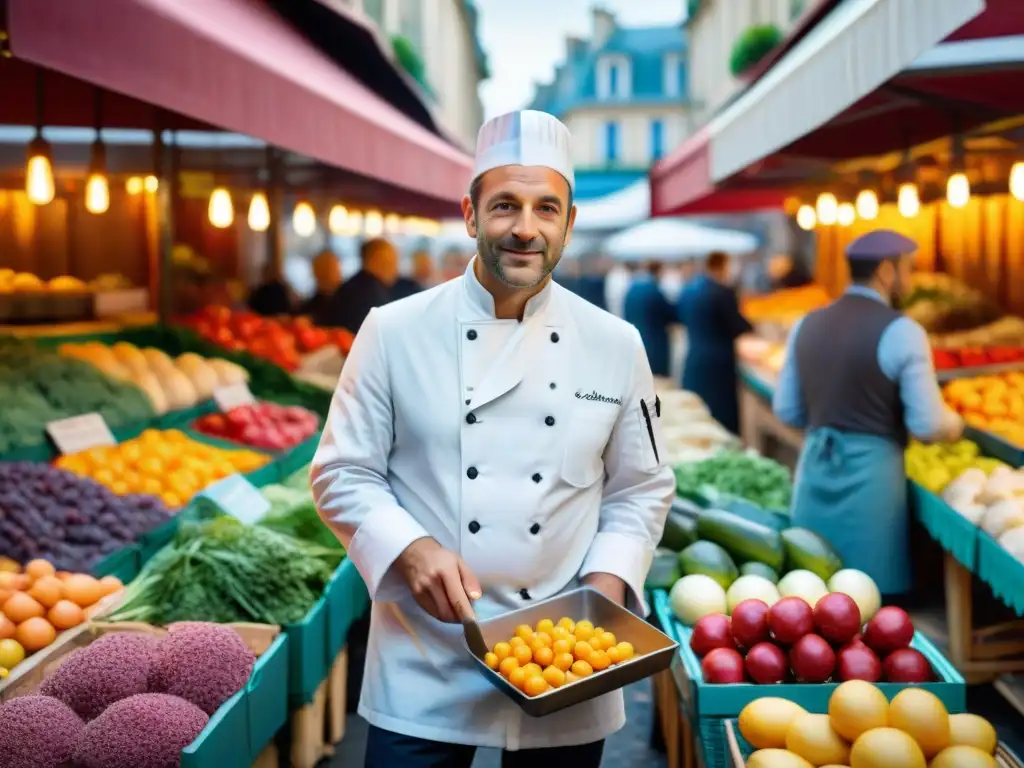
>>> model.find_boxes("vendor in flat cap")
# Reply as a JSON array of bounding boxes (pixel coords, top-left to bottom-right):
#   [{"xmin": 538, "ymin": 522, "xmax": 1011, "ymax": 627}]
[{"xmin": 771, "ymin": 229, "xmax": 963, "ymax": 597}]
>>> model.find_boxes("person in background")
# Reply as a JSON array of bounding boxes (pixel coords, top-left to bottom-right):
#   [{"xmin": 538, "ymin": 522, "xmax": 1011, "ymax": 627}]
[
  {"xmin": 575, "ymin": 253, "xmax": 608, "ymax": 310},
  {"xmin": 604, "ymin": 260, "xmax": 633, "ymax": 319},
  {"xmin": 248, "ymin": 260, "xmax": 293, "ymax": 317},
  {"xmin": 623, "ymin": 261, "xmax": 676, "ymax": 378},
  {"xmin": 300, "ymin": 249, "xmax": 343, "ymax": 323},
  {"xmin": 767, "ymin": 253, "xmax": 813, "ymax": 290},
  {"xmin": 677, "ymin": 251, "xmax": 752, "ymax": 433},
  {"xmin": 320, "ymin": 237, "xmax": 398, "ymax": 332},
  {"xmin": 772, "ymin": 230, "xmax": 964, "ymax": 598},
  {"xmin": 391, "ymin": 249, "xmax": 436, "ymax": 300}
]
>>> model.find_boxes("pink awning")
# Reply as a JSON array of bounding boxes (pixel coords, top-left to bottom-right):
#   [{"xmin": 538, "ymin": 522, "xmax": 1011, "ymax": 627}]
[{"xmin": 7, "ymin": 0, "xmax": 474, "ymax": 210}]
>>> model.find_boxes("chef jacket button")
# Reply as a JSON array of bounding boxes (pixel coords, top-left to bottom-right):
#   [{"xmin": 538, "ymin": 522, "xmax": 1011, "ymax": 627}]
[
  {"xmin": 519, "ymin": 588, "xmax": 531, "ymax": 600},
  {"xmin": 466, "ymin": 413, "xmax": 477, "ymax": 425},
  {"xmin": 550, "ymin": 332, "xmax": 559, "ymax": 343},
  {"xmin": 467, "ymin": 466, "xmax": 478, "ymax": 480},
  {"xmin": 532, "ymin": 473, "xmax": 542, "ymax": 483},
  {"xmin": 530, "ymin": 523, "xmax": 541, "ymax": 535},
  {"xmin": 545, "ymin": 416, "xmax": 555, "ymax": 427},
  {"xmin": 467, "ymin": 329, "xmax": 477, "ymax": 340},
  {"xmin": 465, "ymin": 399, "xmax": 471, "ymax": 405},
  {"xmin": 549, "ymin": 382, "xmax": 556, "ymax": 390},
  {"xmin": 468, "ymin": 520, "xmax": 481, "ymax": 534}
]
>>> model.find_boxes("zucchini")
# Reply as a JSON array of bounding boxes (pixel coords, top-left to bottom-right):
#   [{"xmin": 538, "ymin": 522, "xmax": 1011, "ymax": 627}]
[
  {"xmin": 739, "ymin": 561, "xmax": 779, "ymax": 583},
  {"xmin": 678, "ymin": 541, "xmax": 738, "ymax": 590},
  {"xmin": 781, "ymin": 527, "xmax": 843, "ymax": 581},
  {"xmin": 715, "ymin": 496, "xmax": 789, "ymax": 532},
  {"xmin": 696, "ymin": 509, "xmax": 785, "ymax": 571},
  {"xmin": 659, "ymin": 502, "xmax": 700, "ymax": 551},
  {"xmin": 646, "ymin": 552, "xmax": 682, "ymax": 591}
]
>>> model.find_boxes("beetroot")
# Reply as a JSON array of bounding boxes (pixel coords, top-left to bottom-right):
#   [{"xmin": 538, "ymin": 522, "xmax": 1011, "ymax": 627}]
[
  {"xmin": 836, "ymin": 643, "xmax": 882, "ymax": 682},
  {"xmin": 813, "ymin": 593, "xmax": 861, "ymax": 645},
  {"xmin": 768, "ymin": 597, "xmax": 814, "ymax": 645},
  {"xmin": 863, "ymin": 606, "xmax": 914, "ymax": 654},
  {"xmin": 0, "ymin": 695, "xmax": 84, "ymax": 768},
  {"xmin": 789, "ymin": 633, "xmax": 836, "ymax": 683},
  {"xmin": 884, "ymin": 648, "xmax": 933, "ymax": 683},
  {"xmin": 731, "ymin": 599, "xmax": 770, "ymax": 649},
  {"xmin": 701, "ymin": 647, "xmax": 746, "ymax": 684},
  {"xmin": 745, "ymin": 641, "xmax": 788, "ymax": 684},
  {"xmin": 690, "ymin": 614, "xmax": 733, "ymax": 657}
]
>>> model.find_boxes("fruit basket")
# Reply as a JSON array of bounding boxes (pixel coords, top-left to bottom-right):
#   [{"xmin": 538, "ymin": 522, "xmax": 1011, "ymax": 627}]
[
  {"xmin": 908, "ymin": 481, "xmax": 980, "ymax": 570},
  {"xmin": 977, "ymin": 530, "xmax": 1024, "ymax": 616},
  {"xmin": 966, "ymin": 426, "xmax": 1024, "ymax": 469}
]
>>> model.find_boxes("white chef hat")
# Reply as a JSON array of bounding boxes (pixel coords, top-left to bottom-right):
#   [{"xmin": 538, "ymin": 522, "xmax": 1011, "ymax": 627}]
[{"xmin": 472, "ymin": 110, "xmax": 575, "ymax": 193}]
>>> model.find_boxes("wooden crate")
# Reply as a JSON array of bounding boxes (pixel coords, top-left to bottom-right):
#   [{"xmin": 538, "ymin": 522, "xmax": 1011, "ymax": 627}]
[{"xmin": 289, "ymin": 646, "xmax": 349, "ymax": 768}]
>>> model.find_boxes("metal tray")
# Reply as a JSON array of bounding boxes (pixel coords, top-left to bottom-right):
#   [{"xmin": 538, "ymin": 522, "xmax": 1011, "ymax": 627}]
[{"xmin": 463, "ymin": 586, "xmax": 679, "ymax": 718}]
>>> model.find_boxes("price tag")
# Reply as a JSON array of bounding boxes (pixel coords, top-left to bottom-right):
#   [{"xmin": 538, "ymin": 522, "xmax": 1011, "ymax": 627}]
[
  {"xmin": 94, "ymin": 288, "xmax": 149, "ymax": 317},
  {"xmin": 214, "ymin": 382, "xmax": 256, "ymax": 411},
  {"xmin": 197, "ymin": 474, "xmax": 270, "ymax": 525},
  {"xmin": 46, "ymin": 413, "xmax": 116, "ymax": 455}
]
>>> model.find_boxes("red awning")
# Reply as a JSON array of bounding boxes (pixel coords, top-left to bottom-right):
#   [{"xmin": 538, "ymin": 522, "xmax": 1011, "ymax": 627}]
[{"xmin": 6, "ymin": 0, "xmax": 473, "ymax": 211}]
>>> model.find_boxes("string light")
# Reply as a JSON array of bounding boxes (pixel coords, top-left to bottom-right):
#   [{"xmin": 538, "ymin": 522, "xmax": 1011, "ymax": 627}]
[
  {"xmin": 836, "ymin": 202, "xmax": 855, "ymax": 227},
  {"xmin": 328, "ymin": 205, "xmax": 348, "ymax": 235},
  {"xmin": 1011, "ymin": 162, "xmax": 1024, "ymax": 202},
  {"xmin": 897, "ymin": 183, "xmax": 920, "ymax": 218},
  {"xmin": 208, "ymin": 187, "xmax": 235, "ymax": 228},
  {"xmin": 815, "ymin": 192, "xmax": 838, "ymax": 226},
  {"xmin": 364, "ymin": 210, "xmax": 384, "ymax": 237},
  {"xmin": 796, "ymin": 205, "xmax": 816, "ymax": 231},
  {"xmin": 84, "ymin": 140, "xmax": 109, "ymax": 215},
  {"xmin": 144, "ymin": 175, "xmax": 159, "ymax": 193},
  {"xmin": 126, "ymin": 177, "xmax": 144, "ymax": 195},
  {"xmin": 247, "ymin": 192, "xmax": 270, "ymax": 232},
  {"xmin": 384, "ymin": 213, "xmax": 402, "ymax": 234},
  {"xmin": 946, "ymin": 171, "xmax": 970, "ymax": 208},
  {"xmin": 292, "ymin": 201, "xmax": 317, "ymax": 237},
  {"xmin": 855, "ymin": 189, "xmax": 879, "ymax": 220},
  {"xmin": 25, "ymin": 135, "xmax": 55, "ymax": 205},
  {"xmin": 347, "ymin": 211, "xmax": 364, "ymax": 236}
]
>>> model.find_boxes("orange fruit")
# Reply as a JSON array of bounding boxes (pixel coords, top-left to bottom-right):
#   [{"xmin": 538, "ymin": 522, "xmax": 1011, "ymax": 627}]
[
  {"xmin": 616, "ymin": 642, "xmax": 634, "ymax": 661},
  {"xmin": 595, "ymin": 631, "xmax": 617, "ymax": 651},
  {"xmin": 509, "ymin": 667, "xmax": 527, "ymax": 690},
  {"xmin": 493, "ymin": 642, "xmax": 512, "ymax": 661},
  {"xmin": 589, "ymin": 650, "xmax": 611, "ymax": 671},
  {"xmin": 542, "ymin": 666, "xmax": 566, "ymax": 688},
  {"xmin": 484, "ymin": 652, "xmax": 499, "ymax": 670},
  {"xmin": 62, "ymin": 575, "xmax": 104, "ymax": 608},
  {"xmin": 509, "ymin": 636, "xmax": 526, "ymax": 649},
  {"xmin": 48, "ymin": 600, "xmax": 84, "ymax": 630},
  {"xmin": 532, "ymin": 631, "xmax": 552, "ymax": 649},
  {"xmin": 606, "ymin": 646, "xmax": 622, "ymax": 664},
  {"xmin": 524, "ymin": 675, "xmax": 550, "ymax": 697},
  {"xmin": 15, "ymin": 617, "xmax": 56, "ymax": 651},
  {"xmin": 535, "ymin": 619, "xmax": 555, "ymax": 635},
  {"xmin": 24, "ymin": 559, "xmax": 56, "ymax": 581},
  {"xmin": 498, "ymin": 657, "xmax": 519, "ymax": 678},
  {"xmin": 552, "ymin": 638, "xmax": 572, "ymax": 656},
  {"xmin": 565, "ymin": 671, "xmax": 578, "ymax": 684},
  {"xmin": 28, "ymin": 576, "xmax": 63, "ymax": 608},
  {"xmin": 515, "ymin": 624, "xmax": 534, "ymax": 641},
  {"xmin": 571, "ymin": 660, "xmax": 594, "ymax": 678},
  {"xmin": 553, "ymin": 652, "xmax": 574, "ymax": 671},
  {"xmin": 574, "ymin": 621, "xmax": 595, "ymax": 642},
  {"xmin": 3, "ymin": 593, "xmax": 44, "ymax": 624},
  {"xmin": 522, "ymin": 663, "xmax": 542, "ymax": 679},
  {"xmin": 551, "ymin": 626, "xmax": 570, "ymax": 642},
  {"xmin": 574, "ymin": 641, "xmax": 594, "ymax": 662},
  {"xmin": 557, "ymin": 617, "xmax": 575, "ymax": 633},
  {"xmin": 98, "ymin": 576, "xmax": 123, "ymax": 597},
  {"xmin": 533, "ymin": 647, "xmax": 554, "ymax": 667},
  {"xmin": 513, "ymin": 645, "xmax": 532, "ymax": 666},
  {"xmin": 0, "ymin": 614, "xmax": 15, "ymax": 640}
]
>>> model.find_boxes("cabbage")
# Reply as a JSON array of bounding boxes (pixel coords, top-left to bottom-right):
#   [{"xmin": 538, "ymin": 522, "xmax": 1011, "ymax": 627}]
[
  {"xmin": 777, "ymin": 569, "xmax": 828, "ymax": 607},
  {"xmin": 981, "ymin": 499, "xmax": 1024, "ymax": 538},
  {"xmin": 827, "ymin": 569, "xmax": 882, "ymax": 623},
  {"xmin": 669, "ymin": 574, "xmax": 727, "ymax": 626},
  {"xmin": 726, "ymin": 575, "xmax": 780, "ymax": 613}
]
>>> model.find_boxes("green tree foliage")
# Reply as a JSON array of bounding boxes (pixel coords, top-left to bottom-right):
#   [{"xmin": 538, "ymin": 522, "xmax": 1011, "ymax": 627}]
[
  {"xmin": 729, "ymin": 24, "xmax": 783, "ymax": 77},
  {"xmin": 391, "ymin": 35, "xmax": 433, "ymax": 95}
]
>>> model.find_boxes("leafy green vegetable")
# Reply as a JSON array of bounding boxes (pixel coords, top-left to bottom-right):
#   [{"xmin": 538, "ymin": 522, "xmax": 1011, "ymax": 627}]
[
  {"xmin": 105, "ymin": 516, "xmax": 343, "ymax": 626},
  {"xmin": 259, "ymin": 482, "xmax": 339, "ymax": 551},
  {"xmin": 673, "ymin": 450, "xmax": 792, "ymax": 511}
]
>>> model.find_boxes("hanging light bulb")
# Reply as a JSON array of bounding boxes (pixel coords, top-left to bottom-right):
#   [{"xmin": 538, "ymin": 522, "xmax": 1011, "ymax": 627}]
[
  {"xmin": 292, "ymin": 201, "xmax": 317, "ymax": 237},
  {"xmin": 84, "ymin": 140, "xmax": 109, "ymax": 215},
  {"xmin": 836, "ymin": 202, "xmax": 855, "ymax": 227},
  {"xmin": 247, "ymin": 192, "xmax": 270, "ymax": 232},
  {"xmin": 364, "ymin": 210, "xmax": 384, "ymax": 237},
  {"xmin": 347, "ymin": 211, "xmax": 364, "ymax": 236},
  {"xmin": 328, "ymin": 205, "xmax": 348, "ymax": 235},
  {"xmin": 947, "ymin": 172, "xmax": 970, "ymax": 208},
  {"xmin": 897, "ymin": 182, "xmax": 920, "ymax": 218},
  {"xmin": 855, "ymin": 189, "xmax": 879, "ymax": 220},
  {"xmin": 25, "ymin": 133, "xmax": 55, "ymax": 206},
  {"xmin": 384, "ymin": 213, "xmax": 402, "ymax": 234},
  {"xmin": 208, "ymin": 187, "xmax": 235, "ymax": 228},
  {"xmin": 795, "ymin": 205, "xmax": 816, "ymax": 231},
  {"xmin": 815, "ymin": 192, "xmax": 838, "ymax": 225},
  {"xmin": 126, "ymin": 177, "xmax": 144, "ymax": 195},
  {"xmin": 144, "ymin": 175, "xmax": 159, "ymax": 193},
  {"xmin": 1011, "ymin": 161, "xmax": 1024, "ymax": 202}
]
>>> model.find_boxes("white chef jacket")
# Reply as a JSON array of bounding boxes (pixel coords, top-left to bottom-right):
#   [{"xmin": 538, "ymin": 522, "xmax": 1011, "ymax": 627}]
[{"xmin": 311, "ymin": 258, "xmax": 675, "ymax": 750}]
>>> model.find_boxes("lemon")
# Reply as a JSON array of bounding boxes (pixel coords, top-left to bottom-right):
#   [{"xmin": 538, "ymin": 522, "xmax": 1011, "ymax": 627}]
[
  {"xmin": 887, "ymin": 688, "xmax": 949, "ymax": 758},
  {"xmin": 746, "ymin": 749, "xmax": 814, "ymax": 768},
  {"xmin": 929, "ymin": 745, "xmax": 996, "ymax": 768},
  {"xmin": 850, "ymin": 728, "xmax": 925, "ymax": 768},
  {"xmin": 948, "ymin": 713, "xmax": 997, "ymax": 754},
  {"xmin": 828, "ymin": 681, "xmax": 889, "ymax": 741},
  {"xmin": 785, "ymin": 713, "xmax": 850, "ymax": 766},
  {"xmin": 738, "ymin": 698, "xmax": 807, "ymax": 749},
  {"xmin": 0, "ymin": 639, "xmax": 26, "ymax": 669}
]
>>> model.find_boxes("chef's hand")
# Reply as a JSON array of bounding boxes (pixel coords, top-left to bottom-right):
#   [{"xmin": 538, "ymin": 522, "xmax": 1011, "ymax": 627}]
[
  {"xmin": 395, "ymin": 537, "xmax": 482, "ymax": 623},
  {"xmin": 583, "ymin": 572, "xmax": 627, "ymax": 606}
]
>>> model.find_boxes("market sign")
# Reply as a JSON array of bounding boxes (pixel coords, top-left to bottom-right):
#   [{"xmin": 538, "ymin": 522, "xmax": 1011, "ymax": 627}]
[
  {"xmin": 197, "ymin": 474, "xmax": 270, "ymax": 525},
  {"xmin": 214, "ymin": 383, "xmax": 257, "ymax": 411},
  {"xmin": 46, "ymin": 413, "xmax": 116, "ymax": 455}
]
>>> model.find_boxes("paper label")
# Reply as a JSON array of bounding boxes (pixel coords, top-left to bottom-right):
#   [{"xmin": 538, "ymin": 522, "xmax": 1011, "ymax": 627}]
[
  {"xmin": 214, "ymin": 382, "xmax": 256, "ymax": 411},
  {"xmin": 197, "ymin": 474, "xmax": 270, "ymax": 525},
  {"xmin": 47, "ymin": 413, "xmax": 116, "ymax": 455},
  {"xmin": 94, "ymin": 288, "xmax": 149, "ymax": 317}
]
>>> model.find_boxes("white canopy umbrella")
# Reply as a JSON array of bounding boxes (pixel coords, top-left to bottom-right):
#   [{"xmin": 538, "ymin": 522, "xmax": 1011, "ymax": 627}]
[
  {"xmin": 604, "ymin": 218, "xmax": 758, "ymax": 263},
  {"xmin": 572, "ymin": 179, "xmax": 650, "ymax": 234}
]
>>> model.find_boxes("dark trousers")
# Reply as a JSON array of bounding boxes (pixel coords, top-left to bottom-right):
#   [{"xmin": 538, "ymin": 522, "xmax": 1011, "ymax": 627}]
[{"xmin": 365, "ymin": 724, "xmax": 605, "ymax": 768}]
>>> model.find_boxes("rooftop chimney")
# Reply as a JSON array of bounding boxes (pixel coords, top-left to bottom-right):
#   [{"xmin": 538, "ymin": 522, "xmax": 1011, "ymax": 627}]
[{"xmin": 591, "ymin": 7, "xmax": 615, "ymax": 50}]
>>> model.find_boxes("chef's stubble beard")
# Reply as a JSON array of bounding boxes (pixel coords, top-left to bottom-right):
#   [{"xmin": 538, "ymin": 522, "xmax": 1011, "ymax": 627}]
[{"xmin": 476, "ymin": 218, "xmax": 567, "ymax": 290}]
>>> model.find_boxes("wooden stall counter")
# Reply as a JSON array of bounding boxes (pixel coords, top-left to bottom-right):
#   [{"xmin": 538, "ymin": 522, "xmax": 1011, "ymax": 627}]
[{"xmin": 738, "ymin": 364, "xmax": 803, "ymax": 470}]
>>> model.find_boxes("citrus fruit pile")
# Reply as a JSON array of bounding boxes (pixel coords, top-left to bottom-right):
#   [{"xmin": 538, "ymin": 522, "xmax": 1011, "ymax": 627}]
[
  {"xmin": 0, "ymin": 558, "xmax": 123, "ymax": 678},
  {"xmin": 483, "ymin": 617, "xmax": 636, "ymax": 697},
  {"xmin": 54, "ymin": 429, "xmax": 270, "ymax": 508},
  {"xmin": 740, "ymin": 681, "xmax": 999, "ymax": 768}
]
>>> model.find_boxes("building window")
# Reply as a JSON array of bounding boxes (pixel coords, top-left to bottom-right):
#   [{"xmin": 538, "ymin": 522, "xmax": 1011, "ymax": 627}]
[
  {"xmin": 596, "ymin": 55, "xmax": 630, "ymax": 100},
  {"xmin": 362, "ymin": 0, "xmax": 384, "ymax": 26},
  {"xmin": 603, "ymin": 121, "xmax": 620, "ymax": 164},
  {"xmin": 650, "ymin": 119, "xmax": 664, "ymax": 161},
  {"xmin": 663, "ymin": 53, "xmax": 682, "ymax": 97}
]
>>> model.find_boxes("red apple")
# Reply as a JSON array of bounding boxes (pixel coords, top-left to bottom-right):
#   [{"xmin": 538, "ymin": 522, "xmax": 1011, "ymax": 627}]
[
  {"xmin": 745, "ymin": 642, "xmax": 788, "ymax": 684},
  {"xmin": 701, "ymin": 647, "xmax": 745, "ymax": 684},
  {"xmin": 789, "ymin": 634, "xmax": 836, "ymax": 683},
  {"xmin": 836, "ymin": 643, "xmax": 882, "ymax": 682},
  {"xmin": 863, "ymin": 606, "xmax": 914, "ymax": 655},
  {"xmin": 813, "ymin": 592, "xmax": 862, "ymax": 646},
  {"xmin": 690, "ymin": 614, "xmax": 733, "ymax": 657},
  {"xmin": 768, "ymin": 597, "xmax": 814, "ymax": 645},
  {"xmin": 883, "ymin": 648, "xmax": 933, "ymax": 683},
  {"xmin": 731, "ymin": 599, "xmax": 770, "ymax": 649}
]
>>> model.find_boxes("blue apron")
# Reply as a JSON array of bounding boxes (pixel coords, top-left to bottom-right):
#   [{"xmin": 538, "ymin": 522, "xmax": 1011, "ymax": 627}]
[{"xmin": 791, "ymin": 427, "xmax": 910, "ymax": 596}]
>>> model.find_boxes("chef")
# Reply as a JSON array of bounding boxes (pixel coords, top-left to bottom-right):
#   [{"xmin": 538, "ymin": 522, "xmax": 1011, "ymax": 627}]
[
  {"xmin": 772, "ymin": 230, "xmax": 963, "ymax": 597},
  {"xmin": 311, "ymin": 109, "xmax": 674, "ymax": 767}
]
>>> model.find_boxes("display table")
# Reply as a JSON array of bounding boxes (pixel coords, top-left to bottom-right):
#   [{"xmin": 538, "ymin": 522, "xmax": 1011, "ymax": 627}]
[{"xmin": 737, "ymin": 365, "xmax": 803, "ymax": 467}]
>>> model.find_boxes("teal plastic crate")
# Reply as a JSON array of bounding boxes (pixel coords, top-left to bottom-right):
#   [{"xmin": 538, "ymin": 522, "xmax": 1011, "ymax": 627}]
[
  {"xmin": 739, "ymin": 366, "xmax": 775, "ymax": 403},
  {"xmin": 326, "ymin": 559, "xmax": 370, "ymax": 660},
  {"xmin": 246, "ymin": 633, "xmax": 290, "ymax": 758},
  {"xmin": 909, "ymin": 480, "xmax": 979, "ymax": 570},
  {"xmin": 966, "ymin": 426, "xmax": 1024, "ymax": 468},
  {"xmin": 158, "ymin": 399, "xmax": 218, "ymax": 429},
  {"xmin": 90, "ymin": 544, "xmax": 141, "ymax": 583},
  {"xmin": 180, "ymin": 688, "xmax": 249, "ymax": 768},
  {"xmin": 977, "ymin": 531, "xmax": 1024, "ymax": 616},
  {"xmin": 276, "ymin": 433, "xmax": 318, "ymax": 481},
  {"xmin": 285, "ymin": 596, "xmax": 329, "ymax": 707}
]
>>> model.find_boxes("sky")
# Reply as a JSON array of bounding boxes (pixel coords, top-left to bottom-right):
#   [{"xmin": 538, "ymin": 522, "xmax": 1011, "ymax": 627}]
[{"xmin": 475, "ymin": 0, "xmax": 686, "ymax": 119}]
